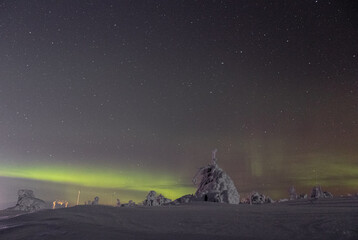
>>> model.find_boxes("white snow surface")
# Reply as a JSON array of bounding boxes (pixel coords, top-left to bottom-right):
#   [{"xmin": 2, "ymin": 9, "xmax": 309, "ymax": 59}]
[{"xmin": 1, "ymin": 197, "xmax": 357, "ymax": 240}]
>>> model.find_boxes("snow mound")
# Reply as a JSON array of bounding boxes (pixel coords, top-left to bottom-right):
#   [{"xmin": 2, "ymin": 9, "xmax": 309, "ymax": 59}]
[
  {"xmin": 297, "ymin": 194, "xmax": 308, "ymax": 199},
  {"xmin": 121, "ymin": 200, "xmax": 136, "ymax": 207},
  {"xmin": 171, "ymin": 194, "xmax": 196, "ymax": 205},
  {"xmin": 92, "ymin": 196, "xmax": 100, "ymax": 205},
  {"xmin": 13, "ymin": 189, "xmax": 49, "ymax": 212},
  {"xmin": 143, "ymin": 191, "xmax": 172, "ymax": 206},
  {"xmin": 311, "ymin": 186, "xmax": 333, "ymax": 199},
  {"xmin": 250, "ymin": 192, "xmax": 274, "ymax": 204}
]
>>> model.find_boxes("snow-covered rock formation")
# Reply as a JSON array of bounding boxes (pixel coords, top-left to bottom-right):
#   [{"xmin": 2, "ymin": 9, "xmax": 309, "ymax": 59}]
[
  {"xmin": 250, "ymin": 192, "xmax": 266, "ymax": 204},
  {"xmin": 310, "ymin": 186, "xmax": 333, "ymax": 199},
  {"xmin": 13, "ymin": 189, "xmax": 49, "ymax": 212},
  {"xmin": 143, "ymin": 191, "xmax": 172, "ymax": 206},
  {"xmin": 192, "ymin": 149, "xmax": 240, "ymax": 204},
  {"xmin": 240, "ymin": 192, "xmax": 273, "ymax": 204}
]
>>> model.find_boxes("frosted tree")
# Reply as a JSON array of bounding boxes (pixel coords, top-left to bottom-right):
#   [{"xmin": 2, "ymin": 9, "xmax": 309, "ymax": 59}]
[
  {"xmin": 192, "ymin": 149, "xmax": 240, "ymax": 204},
  {"xmin": 289, "ymin": 186, "xmax": 297, "ymax": 200}
]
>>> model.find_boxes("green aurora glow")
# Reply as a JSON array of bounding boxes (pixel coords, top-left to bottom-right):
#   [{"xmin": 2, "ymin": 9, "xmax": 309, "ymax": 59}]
[
  {"xmin": 0, "ymin": 163, "xmax": 195, "ymax": 200},
  {"xmin": 292, "ymin": 162, "xmax": 358, "ymax": 188}
]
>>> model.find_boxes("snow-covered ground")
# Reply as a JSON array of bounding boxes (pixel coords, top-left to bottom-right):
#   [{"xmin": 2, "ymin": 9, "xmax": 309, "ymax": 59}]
[{"xmin": 0, "ymin": 197, "xmax": 357, "ymax": 240}]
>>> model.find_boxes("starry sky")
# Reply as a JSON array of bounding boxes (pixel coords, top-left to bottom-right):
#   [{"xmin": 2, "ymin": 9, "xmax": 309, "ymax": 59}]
[{"xmin": 1, "ymin": 0, "xmax": 358, "ymax": 208}]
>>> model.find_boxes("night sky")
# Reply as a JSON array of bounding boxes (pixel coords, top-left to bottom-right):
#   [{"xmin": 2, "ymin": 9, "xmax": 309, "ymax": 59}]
[{"xmin": 1, "ymin": 0, "xmax": 358, "ymax": 207}]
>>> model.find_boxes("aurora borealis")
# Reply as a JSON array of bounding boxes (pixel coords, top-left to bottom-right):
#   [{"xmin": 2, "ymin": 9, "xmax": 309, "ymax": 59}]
[
  {"xmin": 0, "ymin": 1, "xmax": 358, "ymax": 208},
  {"xmin": 0, "ymin": 163, "xmax": 194, "ymax": 199}
]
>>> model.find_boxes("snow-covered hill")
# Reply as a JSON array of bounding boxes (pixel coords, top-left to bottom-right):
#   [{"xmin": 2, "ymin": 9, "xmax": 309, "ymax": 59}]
[{"xmin": 0, "ymin": 198, "xmax": 357, "ymax": 240}]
